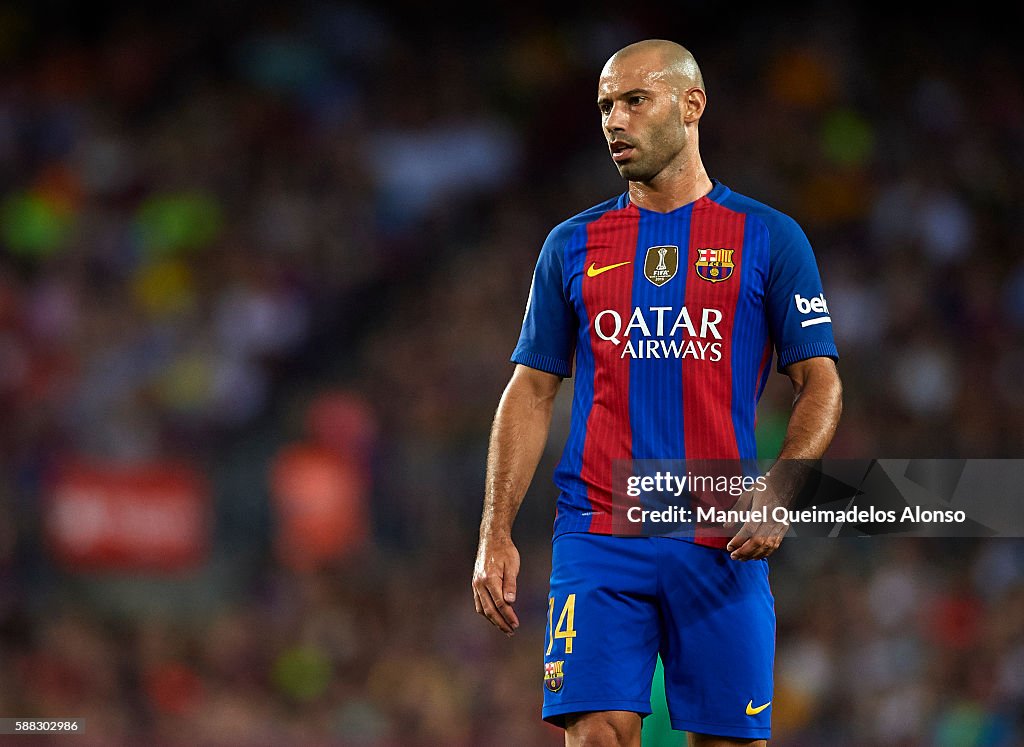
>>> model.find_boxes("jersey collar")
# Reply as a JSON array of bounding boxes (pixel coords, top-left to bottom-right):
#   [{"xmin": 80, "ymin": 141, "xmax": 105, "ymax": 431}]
[{"xmin": 617, "ymin": 178, "xmax": 730, "ymax": 213}]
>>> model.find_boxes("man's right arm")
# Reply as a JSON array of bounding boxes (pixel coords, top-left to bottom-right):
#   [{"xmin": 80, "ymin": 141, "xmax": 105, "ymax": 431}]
[{"xmin": 472, "ymin": 364, "xmax": 563, "ymax": 636}]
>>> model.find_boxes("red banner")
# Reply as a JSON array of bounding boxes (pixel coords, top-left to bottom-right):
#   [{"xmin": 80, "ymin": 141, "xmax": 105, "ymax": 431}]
[{"xmin": 44, "ymin": 460, "xmax": 210, "ymax": 572}]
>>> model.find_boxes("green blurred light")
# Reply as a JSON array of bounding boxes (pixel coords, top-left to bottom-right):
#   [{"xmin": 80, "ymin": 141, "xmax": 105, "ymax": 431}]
[
  {"xmin": 272, "ymin": 646, "xmax": 333, "ymax": 702},
  {"xmin": 1, "ymin": 193, "xmax": 72, "ymax": 257},
  {"xmin": 821, "ymin": 109, "xmax": 874, "ymax": 167},
  {"xmin": 755, "ymin": 409, "xmax": 789, "ymax": 461},
  {"xmin": 136, "ymin": 192, "xmax": 223, "ymax": 258}
]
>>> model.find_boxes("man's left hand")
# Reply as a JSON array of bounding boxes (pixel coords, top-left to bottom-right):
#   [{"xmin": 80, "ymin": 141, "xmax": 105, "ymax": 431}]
[{"xmin": 725, "ymin": 482, "xmax": 790, "ymax": 561}]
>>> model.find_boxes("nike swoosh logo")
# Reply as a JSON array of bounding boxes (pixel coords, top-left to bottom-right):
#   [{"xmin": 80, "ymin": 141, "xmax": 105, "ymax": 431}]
[
  {"xmin": 586, "ymin": 261, "xmax": 631, "ymax": 278},
  {"xmin": 746, "ymin": 700, "xmax": 771, "ymax": 716}
]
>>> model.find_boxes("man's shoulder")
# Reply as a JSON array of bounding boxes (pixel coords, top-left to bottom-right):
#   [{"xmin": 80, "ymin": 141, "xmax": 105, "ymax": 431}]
[
  {"xmin": 716, "ymin": 186, "xmax": 806, "ymax": 242},
  {"xmin": 544, "ymin": 194, "xmax": 628, "ymax": 247}
]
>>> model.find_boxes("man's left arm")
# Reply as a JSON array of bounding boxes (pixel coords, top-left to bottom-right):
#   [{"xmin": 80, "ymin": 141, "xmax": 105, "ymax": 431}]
[{"xmin": 727, "ymin": 356, "xmax": 842, "ymax": 560}]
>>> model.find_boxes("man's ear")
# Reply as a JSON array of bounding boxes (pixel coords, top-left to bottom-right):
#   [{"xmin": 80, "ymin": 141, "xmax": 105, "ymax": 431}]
[{"xmin": 683, "ymin": 87, "xmax": 706, "ymax": 123}]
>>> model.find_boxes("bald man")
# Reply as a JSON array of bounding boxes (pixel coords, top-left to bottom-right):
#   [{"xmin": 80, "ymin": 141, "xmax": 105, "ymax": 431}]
[{"xmin": 473, "ymin": 40, "xmax": 842, "ymax": 746}]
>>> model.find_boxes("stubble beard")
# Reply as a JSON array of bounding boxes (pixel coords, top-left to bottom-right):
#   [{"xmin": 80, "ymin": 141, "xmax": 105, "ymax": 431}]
[
  {"xmin": 615, "ymin": 124, "xmax": 687, "ymax": 185},
  {"xmin": 615, "ymin": 157, "xmax": 656, "ymax": 183}
]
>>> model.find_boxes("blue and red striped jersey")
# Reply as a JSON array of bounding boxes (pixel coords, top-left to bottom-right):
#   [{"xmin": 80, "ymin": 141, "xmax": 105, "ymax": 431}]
[{"xmin": 511, "ymin": 180, "xmax": 838, "ymax": 546}]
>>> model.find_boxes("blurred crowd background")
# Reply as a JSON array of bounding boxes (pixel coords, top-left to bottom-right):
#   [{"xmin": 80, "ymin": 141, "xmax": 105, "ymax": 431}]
[{"xmin": 0, "ymin": 2, "xmax": 1022, "ymax": 745}]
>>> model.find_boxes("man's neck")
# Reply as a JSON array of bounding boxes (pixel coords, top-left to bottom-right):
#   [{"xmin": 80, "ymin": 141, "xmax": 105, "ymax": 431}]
[{"xmin": 628, "ymin": 162, "xmax": 713, "ymax": 213}]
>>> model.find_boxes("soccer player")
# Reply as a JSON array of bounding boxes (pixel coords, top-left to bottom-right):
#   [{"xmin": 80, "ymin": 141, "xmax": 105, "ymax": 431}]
[{"xmin": 472, "ymin": 40, "xmax": 842, "ymax": 747}]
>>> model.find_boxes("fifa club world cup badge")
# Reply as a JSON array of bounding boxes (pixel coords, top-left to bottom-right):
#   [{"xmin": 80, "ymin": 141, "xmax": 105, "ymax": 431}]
[
  {"xmin": 544, "ymin": 660, "xmax": 565, "ymax": 692},
  {"xmin": 694, "ymin": 247, "xmax": 735, "ymax": 283},
  {"xmin": 644, "ymin": 245, "xmax": 679, "ymax": 286}
]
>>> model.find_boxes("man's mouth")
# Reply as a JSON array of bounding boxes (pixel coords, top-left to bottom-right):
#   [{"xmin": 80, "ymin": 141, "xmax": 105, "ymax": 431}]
[{"xmin": 609, "ymin": 140, "xmax": 635, "ymax": 162}]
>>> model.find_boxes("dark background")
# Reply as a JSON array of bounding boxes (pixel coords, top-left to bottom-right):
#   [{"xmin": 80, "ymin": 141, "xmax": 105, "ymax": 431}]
[{"xmin": 0, "ymin": 2, "xmax": 1022, "ymax": 745}]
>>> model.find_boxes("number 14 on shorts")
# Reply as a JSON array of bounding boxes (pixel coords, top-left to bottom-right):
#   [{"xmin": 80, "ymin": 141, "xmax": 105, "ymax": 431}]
[{"xmin": 546, "ymin": 593, "xmax": 577, "ymax": 655}]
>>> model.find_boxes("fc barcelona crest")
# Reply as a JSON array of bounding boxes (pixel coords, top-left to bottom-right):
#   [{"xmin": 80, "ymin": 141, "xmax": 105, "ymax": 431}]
[
  {"xmin": 694, "ymin": 247, "xmax": 735, "ymax": 283},
  {"xmin": 544, "ymin": 660, "xmax": 565, "ymax": 692},
  {"xmin": 644, "ymin": 245, "xmax": 678, "ymax": 286}
]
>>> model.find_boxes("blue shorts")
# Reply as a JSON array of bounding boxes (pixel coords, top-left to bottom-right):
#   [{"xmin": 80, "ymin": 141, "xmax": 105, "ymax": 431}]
[{"xmin": 542, "ymin": 533, "xmax": 775, "ymax": 740}]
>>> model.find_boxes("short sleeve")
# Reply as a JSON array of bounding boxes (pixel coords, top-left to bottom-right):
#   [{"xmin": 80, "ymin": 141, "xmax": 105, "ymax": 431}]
[
  {"xmin": 510, "ymin": 225, "xmax": 578, "ymax": 377},
  {"xmin": 765, "ymin": 216, "xmax": 840, "ymax": 372}
]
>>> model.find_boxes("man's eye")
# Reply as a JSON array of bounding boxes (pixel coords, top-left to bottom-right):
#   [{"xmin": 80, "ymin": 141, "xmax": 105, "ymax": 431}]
[
  {"xmin": 630, "ymin": 96, "xmax": 645, "ymax": 106},
  {"xmin": 599, "ymin": 104, "xmax": 611, "ymax": 115}
]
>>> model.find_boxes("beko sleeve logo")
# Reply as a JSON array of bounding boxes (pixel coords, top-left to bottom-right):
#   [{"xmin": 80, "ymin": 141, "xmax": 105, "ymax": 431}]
[{"xmin": 793, "ymin": 293, "xmax": 831, "ymax": 327}]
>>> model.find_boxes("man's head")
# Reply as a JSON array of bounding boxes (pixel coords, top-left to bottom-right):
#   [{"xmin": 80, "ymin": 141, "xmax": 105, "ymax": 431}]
[{"xmin": 597, "ymin": 40, "xmax": 706, "ymax": 183}]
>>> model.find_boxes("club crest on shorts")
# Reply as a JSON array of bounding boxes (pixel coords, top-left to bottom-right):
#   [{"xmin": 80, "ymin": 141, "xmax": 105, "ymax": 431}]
[
  {"xmin": 644, "ymin": 245, "xmax": 678, "ymax": 286},
  {"xmin": 694, "ymin": 247, "xmax": 735, "ymax": 283},
  {"xmin": 544, "ymin": 660, "xmax": 564, "ymax": 692}
]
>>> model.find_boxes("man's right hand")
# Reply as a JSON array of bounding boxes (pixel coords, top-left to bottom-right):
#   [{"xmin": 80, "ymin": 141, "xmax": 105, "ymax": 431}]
[{"xmin": 472, "ymin": 536, "xmax": 521, "ymax": 636}]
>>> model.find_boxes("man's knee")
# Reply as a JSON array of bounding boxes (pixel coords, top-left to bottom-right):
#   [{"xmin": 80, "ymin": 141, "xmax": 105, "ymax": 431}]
[{"xmin": 565, "ymin": 711, "xmax": 641, "ymax": 747}]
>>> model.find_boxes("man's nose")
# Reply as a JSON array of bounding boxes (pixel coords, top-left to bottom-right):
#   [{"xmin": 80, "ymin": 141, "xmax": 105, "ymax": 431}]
[{"xmin": 605, "ymin": 102, "xmax": 628, "ymax": 134}]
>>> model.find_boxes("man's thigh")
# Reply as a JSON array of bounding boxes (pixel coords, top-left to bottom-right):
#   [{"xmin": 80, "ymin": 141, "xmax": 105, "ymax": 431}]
[
  {"xmin": 656, "ymin": 538, "xmax": 775, "ymax": 742},
  {"xmin": 542, "ymin": 534, "xmax": 661, "ymax": 728}
]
